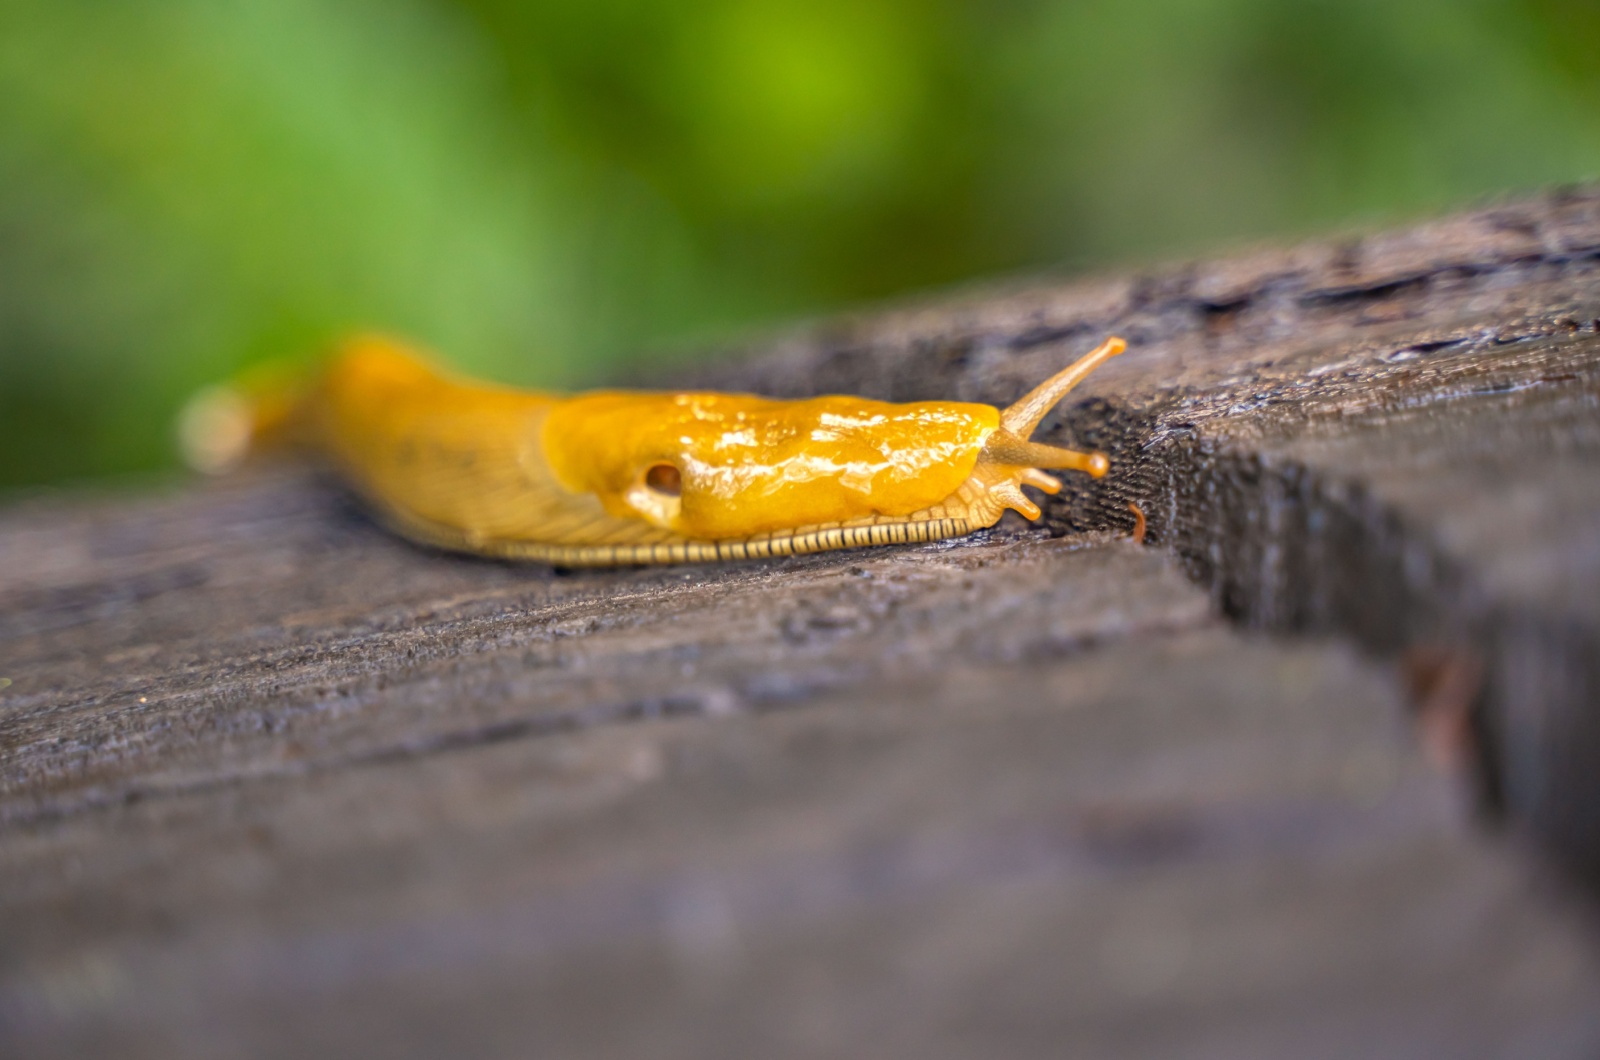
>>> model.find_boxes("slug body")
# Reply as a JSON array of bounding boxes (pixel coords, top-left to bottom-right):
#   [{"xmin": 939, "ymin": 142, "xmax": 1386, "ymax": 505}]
[{"xmin": 187, "ymin": 335, "xmax": 1125, "ymax": 565}]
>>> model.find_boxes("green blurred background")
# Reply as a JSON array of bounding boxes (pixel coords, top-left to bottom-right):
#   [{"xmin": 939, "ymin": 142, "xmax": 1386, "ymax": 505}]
[{"xmin": 2, "ymin": 0, "xmax": 1597, "ymax": 489}]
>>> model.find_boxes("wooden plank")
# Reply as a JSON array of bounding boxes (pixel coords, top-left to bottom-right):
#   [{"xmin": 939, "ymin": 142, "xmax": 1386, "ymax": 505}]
[{"xmin": 4, "ymin": 188, "xmax": 1600, "ymax": 1057}]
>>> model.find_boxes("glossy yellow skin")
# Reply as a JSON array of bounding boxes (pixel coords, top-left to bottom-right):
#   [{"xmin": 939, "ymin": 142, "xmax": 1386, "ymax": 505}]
[
  {"xmin": 185, "ymin": 334, "xmax": 1124, "ymax": 565},
  {"xmin": 543, "ymin": 391, "xmax": 995, "ymax": 538}
]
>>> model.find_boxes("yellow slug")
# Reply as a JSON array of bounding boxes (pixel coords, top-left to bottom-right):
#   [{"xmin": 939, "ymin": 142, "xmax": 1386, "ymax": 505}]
[{"xmin": 179, "ymin": 334, "xmax": 1125, "ymax": 565}]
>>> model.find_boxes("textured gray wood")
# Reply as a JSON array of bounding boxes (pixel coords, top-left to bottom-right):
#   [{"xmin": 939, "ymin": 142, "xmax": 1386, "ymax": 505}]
[{"xmin": 4, "ymin": 188, "xmax": 1600, "ymax": 1057}]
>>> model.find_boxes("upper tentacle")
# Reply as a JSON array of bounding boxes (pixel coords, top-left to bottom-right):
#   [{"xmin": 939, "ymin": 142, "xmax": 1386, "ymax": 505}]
[{"xmin": 999, "ymin": 336, "xmax": 1125, "ymax": 437}]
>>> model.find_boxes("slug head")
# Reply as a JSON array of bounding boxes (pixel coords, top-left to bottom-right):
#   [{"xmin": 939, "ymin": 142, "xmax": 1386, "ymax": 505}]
[
  {"xmin": 541, "ymin": 392, "xmax": 998, "ymax": 538},
  {"xmin": 539, "ymin": 337, "xmax": 1124, "ymax": 541}
]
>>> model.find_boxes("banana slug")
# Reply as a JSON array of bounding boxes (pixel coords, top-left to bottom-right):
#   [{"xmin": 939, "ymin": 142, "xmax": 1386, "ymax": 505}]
[{"xmin": 180, "ymin": 335, "xmax": 1125, "ymax": 565}]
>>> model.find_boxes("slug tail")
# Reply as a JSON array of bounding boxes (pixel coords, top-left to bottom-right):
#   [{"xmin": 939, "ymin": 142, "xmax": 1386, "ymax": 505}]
[{"xmin": 177, "ymin": 360, "xmax": 313, "ymax": 474}]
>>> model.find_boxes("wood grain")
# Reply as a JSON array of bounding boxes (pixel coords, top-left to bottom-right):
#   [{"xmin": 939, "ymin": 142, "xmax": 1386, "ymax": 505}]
[{"xmin": 4, "ymin": 188, "xmax": 1600, "ymax": 1058}]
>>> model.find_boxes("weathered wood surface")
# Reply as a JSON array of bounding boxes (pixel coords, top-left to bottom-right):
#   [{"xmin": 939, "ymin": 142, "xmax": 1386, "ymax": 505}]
[{"xmin": 4, "ymin": 188, "xmax": 1600, "ymax": 1057}]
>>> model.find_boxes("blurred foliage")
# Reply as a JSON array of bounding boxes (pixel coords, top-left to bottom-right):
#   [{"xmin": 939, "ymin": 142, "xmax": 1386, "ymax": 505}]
[{"xmin": 1, "ymin": 0, "xmax": 1597, "ymax": 488}]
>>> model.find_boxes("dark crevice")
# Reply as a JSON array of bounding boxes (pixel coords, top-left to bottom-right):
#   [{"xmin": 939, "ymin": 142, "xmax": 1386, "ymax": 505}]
[
  {"xmin": 1395, "ymin": 337, "xmax": 1469, "ymax": 357},
  {"xmin": 1037, "ymin": 396, "xmax": 1600, "ymax": 889},
  {"xmin": 1300, "ymin": 268, "xmax": 1481, "ymax": 305},
  {"xmin": 1004, "ymin": 320, "xmax": 1099, "ymax": 351}
]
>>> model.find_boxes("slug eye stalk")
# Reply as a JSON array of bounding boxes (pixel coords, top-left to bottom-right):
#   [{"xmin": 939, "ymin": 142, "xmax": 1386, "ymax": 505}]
[{"xmin": 973, "ymin": 336, "xmax": 1124, "ymax": 520}]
